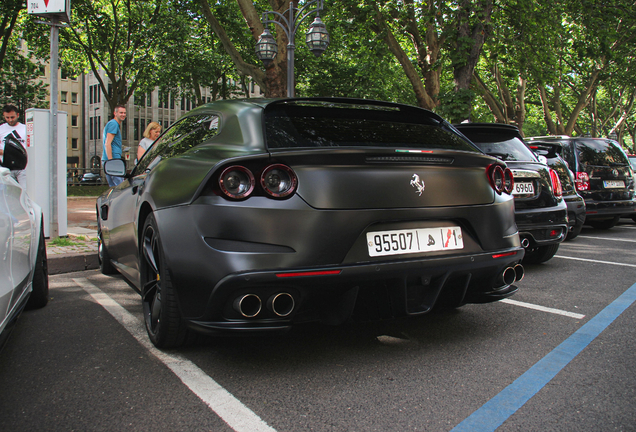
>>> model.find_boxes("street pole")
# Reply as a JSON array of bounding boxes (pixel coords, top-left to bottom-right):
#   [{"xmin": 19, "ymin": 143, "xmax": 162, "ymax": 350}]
[
  {"xmin": 256, "ymin": 0, "xmax": 329, "ymax": 98},
  {"xmin": 49, "ymin": 17, "xmax": 60, "ymax": 238}
]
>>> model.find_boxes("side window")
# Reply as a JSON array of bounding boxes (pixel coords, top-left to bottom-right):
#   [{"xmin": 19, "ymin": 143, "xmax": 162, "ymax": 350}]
[{"xmin": 134, "ymin": 114, "xmax": 220, "ymax": 174}]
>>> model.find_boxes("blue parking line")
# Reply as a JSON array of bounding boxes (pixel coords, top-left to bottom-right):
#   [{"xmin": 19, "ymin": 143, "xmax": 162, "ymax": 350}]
[{"xmin": 451, "ymin": 282, "xmax": 636, "ymax": 432}]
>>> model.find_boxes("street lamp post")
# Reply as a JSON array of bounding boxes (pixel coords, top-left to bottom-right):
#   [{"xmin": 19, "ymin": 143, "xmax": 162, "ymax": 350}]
[{"xmin": 255, "ymin": 0, "xmax": 330, "ymax": 97}]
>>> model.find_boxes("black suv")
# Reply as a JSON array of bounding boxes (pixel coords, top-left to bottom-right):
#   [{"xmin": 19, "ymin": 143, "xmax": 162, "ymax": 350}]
[
  {"xmin": 527, "ymin": 142, "xmax": 586, "ymax": 239},
  {"xmin": 526, "ymin": 136, "xmax": 635, "ymax": 229},
  {"xmin": 455, "ymin": 124, "xmax": 568, "ymax": 264}
]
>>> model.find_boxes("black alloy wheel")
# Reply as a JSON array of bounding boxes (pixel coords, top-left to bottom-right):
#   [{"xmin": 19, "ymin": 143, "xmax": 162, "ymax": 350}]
[
  {"xmin": 98, "ymin": 223, "xmax": 117, "ymax": 275},
  {"xmin": 26, "ymin": 221, "xmax": 49, "ymax": 310},
  {"xmin": 140, "ymin": 214, "xmax": 190, "ymax": 348},
  {"xmin": 566, "ymin": 223, "xmax": 583, "ymax": 240}
]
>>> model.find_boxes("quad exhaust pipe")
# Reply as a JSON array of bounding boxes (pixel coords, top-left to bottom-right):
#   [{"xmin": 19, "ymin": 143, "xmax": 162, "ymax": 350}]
[{"xmin": 234, "ymin": 292, "xmax": 295, "ymax": 318}]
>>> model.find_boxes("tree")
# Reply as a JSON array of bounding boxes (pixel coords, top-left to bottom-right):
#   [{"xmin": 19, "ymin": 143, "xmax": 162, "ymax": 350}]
[
  {"xmin": 61, "ymin": 0, "xmax": 169, "ymax": 114},
  {"xmin": 0, "ymin": 0, "xmax": 23, "ymax": 72}
]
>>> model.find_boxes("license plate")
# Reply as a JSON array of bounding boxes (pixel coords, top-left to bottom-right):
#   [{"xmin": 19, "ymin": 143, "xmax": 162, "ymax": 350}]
[
  {"xmin": 366, "ymin": 226, "xmax": 464, "ymax": 257},
  {"xmin": 513, "ymin": 181, "xmax": 534, "ymax": 195},
  {"xmin": 603, "ymin": 180, "xmax": 625, "ymax": 188}
]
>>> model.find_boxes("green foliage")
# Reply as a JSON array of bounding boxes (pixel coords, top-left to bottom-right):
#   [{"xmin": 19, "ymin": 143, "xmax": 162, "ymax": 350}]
[
  {"xmin": 48, "ymin": 237, "xmax": 79, "ymax": 247},
  {"xmin": 67, "ymin": 185, "xmax": 110, "ymax": 197},
  {"xmin": 437, "ymin": 89, "xmax": 475, "ymax": 123}
]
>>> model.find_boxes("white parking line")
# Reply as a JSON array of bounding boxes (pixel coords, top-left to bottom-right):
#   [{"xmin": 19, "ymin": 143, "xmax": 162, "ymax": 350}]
[
  {"xmin": 578, "ymin": 235, "xmax": 636, "ymax": 242},
  {"xmin": 555, "ymin": 255, "xmax": 636, "ymax": 268},
  {"xmin": 72, "ymin": 278, "xmax": 277, "ymax": 432},
  {"xmin": 500, "ymin": 299, "xmax": 585, "ymax": 319}
]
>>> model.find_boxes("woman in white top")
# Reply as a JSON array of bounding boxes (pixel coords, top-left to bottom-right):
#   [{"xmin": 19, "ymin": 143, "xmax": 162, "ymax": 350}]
[{"xmin": 137, "ymin": 122, "xmax": 162, "ymax": 163}]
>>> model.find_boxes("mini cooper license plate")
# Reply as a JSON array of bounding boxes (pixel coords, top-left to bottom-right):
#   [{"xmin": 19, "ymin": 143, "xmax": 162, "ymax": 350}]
[
  {"xmin": 603, "ymin": 180, "xmax": 625, "ymax": 188},
  {"xmin": 366, "ymin": 227, "xmax": 464, "ymax": 257},
  {"xmin": 513, "ymin": 181, "xmax": 534, "ymax": 195}
]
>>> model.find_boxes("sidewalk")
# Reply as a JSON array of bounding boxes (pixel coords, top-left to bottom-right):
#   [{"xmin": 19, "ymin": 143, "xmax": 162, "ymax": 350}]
[{"xmin": 46, "ymin": 196, "xmax": 100, "ymax": 274}]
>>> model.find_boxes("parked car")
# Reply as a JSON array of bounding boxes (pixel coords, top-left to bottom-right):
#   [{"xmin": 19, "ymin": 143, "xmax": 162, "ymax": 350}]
[
  {"xmin": 454, "ymin": 123, "xmax": 568, "ymax": 263},
  {"xmin": 80, "ymin": 172, "xmax": 103, "ymax": 185},
  {"xmin": 0, "ymin": 136, "xmax": 49, "ymax": 351},
  {"xmin": 98, "ymin": 98, "xmax": 524, "ymax": 349},
  {"xmin": 526, "ymin": 136, "xmax": 636, "ymax": 228},
  {"xmin": 527, "ymin": 142, "xmax": 586, "ymax": 239}
]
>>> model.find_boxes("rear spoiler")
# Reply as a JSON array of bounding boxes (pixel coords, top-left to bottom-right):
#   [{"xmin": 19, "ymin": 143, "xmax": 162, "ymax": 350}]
[{"xmin": 527, "ymin": 142, "xmax": 560, "ymax": 158}]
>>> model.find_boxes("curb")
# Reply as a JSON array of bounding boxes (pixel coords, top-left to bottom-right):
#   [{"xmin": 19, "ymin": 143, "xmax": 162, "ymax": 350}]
[{"xmin": 48, "ymin": 252, "xmax": 99, "ymax": 275}]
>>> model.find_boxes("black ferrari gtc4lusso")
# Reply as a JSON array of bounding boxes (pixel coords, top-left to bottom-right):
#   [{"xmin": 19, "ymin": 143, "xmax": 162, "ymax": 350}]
[{"xmin": 98, "ymin": 98, "xmax": 524, "ymax": 348}]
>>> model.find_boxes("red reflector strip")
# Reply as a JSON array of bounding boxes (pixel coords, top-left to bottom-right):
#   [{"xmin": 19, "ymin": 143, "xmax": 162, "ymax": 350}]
[
  {"xmin": 276, "ymin": 270, "xmax": 342, "ymax": 278},
  {"xmin": 492, "ymin": 251, "xmax": 518, "ymax": 259}
]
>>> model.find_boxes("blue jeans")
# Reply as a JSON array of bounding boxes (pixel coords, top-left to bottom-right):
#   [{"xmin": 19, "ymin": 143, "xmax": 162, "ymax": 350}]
[{"xmin": 106, "ymin": 173, "xmax": 124, "ymax": 187}]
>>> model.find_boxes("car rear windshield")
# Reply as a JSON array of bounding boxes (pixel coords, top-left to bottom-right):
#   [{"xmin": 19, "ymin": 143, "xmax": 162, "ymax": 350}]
[
  {"xmin": 576, "ymin": 139, "xmax": 629, "ymax": 166},
  {"xmin": 467, "ymin": 136, "xmax": 538, "ymax": 162},
  {"xmin": 264, "ymin": 102, "xmax": 477, "ymax": 152}
]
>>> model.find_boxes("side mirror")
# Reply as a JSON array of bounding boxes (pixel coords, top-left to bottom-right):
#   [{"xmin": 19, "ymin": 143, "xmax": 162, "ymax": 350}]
[
  {"xmin": 1, "ymin": 136, "xmax": 27, "ymax": 170},
  {"xmin": 103, "ymin": 159, "xmax": 127, "ymax": 177}
]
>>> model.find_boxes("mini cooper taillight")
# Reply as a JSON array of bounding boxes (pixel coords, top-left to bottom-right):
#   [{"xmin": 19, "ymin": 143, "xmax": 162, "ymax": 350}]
[
  {"xmin": 575, "ymin": 171, "xmax": 590, "ymax": 191},
  {"xmin": 219, "ymin": 166, "xmax": 255, "ymax": 199},
  {"xmin": 549, "ymin": 168, "xmax": 563, "ymax": 198},
  {"xmin": 261, "ymin": 164, "xmax": 298, "ymax": 198},
  {"xmin": 487, "ymin": 164, "xmax": 514, "ymax": 194}
]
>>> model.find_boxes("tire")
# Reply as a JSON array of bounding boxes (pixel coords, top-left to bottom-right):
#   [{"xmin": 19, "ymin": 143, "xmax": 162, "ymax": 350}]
[
  {"xmin": 98, "ymin": 224, "xmax": 118, "ymax": 275},
  {"xmin": 140, "ymin": 214, "xmax": 190, "ymax": 349},
  {"xmin": 588, "ymin": 216, "xmax": 619, "ymax": 230},
  {"xmin": 566, "ymin": 223, "xmax": 583, "ymax": 240},
  {"xmin": 522, "ymin": 243, "xmax": 560, "ymax": 264},
  {"xmin": 26, "ymin": 222, "xmax": 49, "ymax": 310}
]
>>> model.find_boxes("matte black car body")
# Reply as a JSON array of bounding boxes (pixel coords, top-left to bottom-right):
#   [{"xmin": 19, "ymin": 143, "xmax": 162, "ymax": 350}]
[
  {"xmin": 454, "ymin": 124, "xmax": 568, "ymax": 263},
  {"xmin": 527, "ymin": 142, "xmax": 586, "ymax": 239},
  {"xmin": 526, "ymin": 136, "xmax": 635, "ymax": 229},
  {"xmin": 98, "ymin": 98, "xmax": 524, "ymax": 348}
]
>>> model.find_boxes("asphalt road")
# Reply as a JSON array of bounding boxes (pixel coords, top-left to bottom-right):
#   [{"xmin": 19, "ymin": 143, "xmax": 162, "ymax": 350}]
[{"xmin": 1, "ymin": 221, "xmax": 635, "ymax": 432}]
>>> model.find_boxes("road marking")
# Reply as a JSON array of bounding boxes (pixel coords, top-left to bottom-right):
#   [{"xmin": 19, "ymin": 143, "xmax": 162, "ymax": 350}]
[
  {"xmin": 451, "ymin": 282, "xmax": 636, "ymax": 432},
  {"xmin": 72, "ymin": 278, "xmax": 276, "ymax": 432},
  {"xmin": 555, "ymin": 255, "xmax": 636, "ymax": 268},
  {"xmin": 501, "ymin": 299, "xmax": 585, "ymax": 319},
  {"xmin": 578, "ymin": 235, "xmax": 636, "ymax": 242}
]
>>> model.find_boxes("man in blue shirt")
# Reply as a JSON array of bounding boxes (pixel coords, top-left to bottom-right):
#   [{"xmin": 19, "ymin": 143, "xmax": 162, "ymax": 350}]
[{"xmin": 101, "ymin": 104, "xmax": 127, "ymax": 186}]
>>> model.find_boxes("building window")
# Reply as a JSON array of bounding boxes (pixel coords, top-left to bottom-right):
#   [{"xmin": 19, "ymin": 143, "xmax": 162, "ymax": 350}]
[
  {"xmin": 60, "ymin": 91, "xmax": 67, "ymax": 103},
  {"xmin": 181, "ymin": 96, "xmax": 185, "ymax": 110},
  {"xmin": 121, "ymin": 119, "xmax": 127, "ymax": 140},
  {"xmin": 170, "ymin": 94, "xmax": 175, "ymax": 109},
  {"xmin": 72, "ymin": 138, "xmax": 78, "ymax": 149},
  {"xmin": 89, "ymin": 87, "xmax": 93, "ymax": 104},
  {"xmin": 61, "ymin": 68, "xmax": 68, "ymax": 80},
  {"xmin": 147, "ymin": 93, "xmax": 152, "ymax": 107},
  {"xmin": 72, "ymin": 92, "xmax": 78, "ymax": 104},
  {"xmin": 134, "ymin": 118, "xmax": 139, "ymax": 141},
  {"xmin": 140, "ymin": 119, "xmax": 146, "ymax": 135},
  {"xmin": 89, "ymin": 117, "xmax": 93, "ymax": 140},
  {"xmin": 71, "ymin": 115, "xmax": 78, "ymax": 127}
]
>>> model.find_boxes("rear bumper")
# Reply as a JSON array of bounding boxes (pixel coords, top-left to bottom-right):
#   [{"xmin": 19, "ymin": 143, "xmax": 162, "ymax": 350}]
[
  {"xmin": 186, "ymin": 247, "xmax": 524, "ymax": 335},
  {"xmin": 584, "ymin": 199, "xmax": 636, "ymax": 219},
  {"xmin": 515, "ymin": 202, "xmax": 568, "ymax": 246}
]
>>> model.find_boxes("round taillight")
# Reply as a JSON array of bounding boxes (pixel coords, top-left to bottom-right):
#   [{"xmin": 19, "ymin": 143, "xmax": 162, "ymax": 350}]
[
  {"xmin": 219, "ymin": 166, "xmax": 255, "ymax": 199},
  {"xmin": 503, "ymin": 168, "xmax": 514, "ymax": 195},
  {"xmin": 261, "ymin": 164, "xmax": 297, "ymax": 198},
  {"xmin": 488, "ymin": 164, "xmax": 505, "ymax": 194},
  {"xmin": 549, "ymin": 168, "xmax": 563, "ymax": 199}
]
